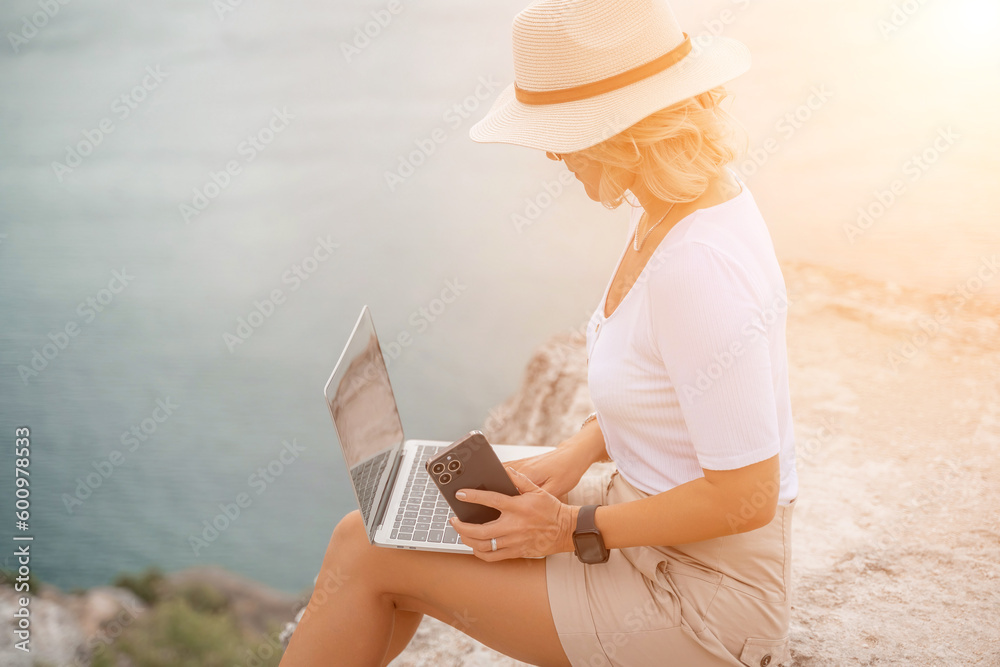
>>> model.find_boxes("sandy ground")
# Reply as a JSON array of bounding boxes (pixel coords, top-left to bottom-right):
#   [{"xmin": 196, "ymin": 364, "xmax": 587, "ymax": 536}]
[
  {"xmin": 390, "ymin": 260, "xmax": 1000, "ymax": 666},
  {"xmin": 780, "ymin": 261, "xmax": 1000, "ymax": 665}
]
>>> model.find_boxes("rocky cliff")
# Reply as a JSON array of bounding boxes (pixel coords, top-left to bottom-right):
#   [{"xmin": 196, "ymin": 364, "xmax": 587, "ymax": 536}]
[{"xmin": 0, "ymin": 566, "xmax": 302, "ymax": 666}]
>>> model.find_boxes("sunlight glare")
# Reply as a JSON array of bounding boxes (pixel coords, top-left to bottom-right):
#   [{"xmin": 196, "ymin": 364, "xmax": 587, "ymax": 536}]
[{"xmin": 958, "ymin": 0, "xmax": 1000, "ymax": 39}]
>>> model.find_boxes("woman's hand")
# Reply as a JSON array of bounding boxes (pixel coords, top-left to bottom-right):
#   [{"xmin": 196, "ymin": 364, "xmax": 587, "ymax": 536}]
[
  {"xmin": 450, "ymin": 466, "xmax": 579, "ymax": 562},
  {"xmin": 504, "ymin": 443, "xmax": 594, "ymax": 502}
]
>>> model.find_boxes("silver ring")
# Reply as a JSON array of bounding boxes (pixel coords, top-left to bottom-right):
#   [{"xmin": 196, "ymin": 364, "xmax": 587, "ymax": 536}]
[{"xmin": 490, "ymin": 537, "xmax": 498, "ymax": 552}]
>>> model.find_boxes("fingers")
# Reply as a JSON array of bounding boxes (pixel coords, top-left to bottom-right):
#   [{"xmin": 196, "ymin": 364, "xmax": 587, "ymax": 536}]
[
  {"xmin": 451, "ymin": 518, "xmax": 520, "ymax": 560},
  {"xmin": 457, "ymin": 532, "xmax": 493, "ymax": 553},
  {"xmin": 504, "ymin": 457, "xmax": 529, "ymax": 470},
  {"xmin": 456, "ymin": 487, "xmax": 511, "ymax": 511},
  {"xmin": 456, "ymin": 531, "xmax": 516, "ymax": 562},
  {"xmin": 503, "ymin": 458, "xmax": 538, "ymax": 484},
  {"xmin": 449, "ymin": 516, "xmax": 490, "ymax": 539},
  {"xmin": 505, "ymin": 465, "xmax": 541, "ymax": 494},
  {"xmin": 470, "ymin": 546, "xmax": 513, "ymax": 562},
  {"xmin": 505, "ymin": 454, "xmax": 546, "ymax": 476}
]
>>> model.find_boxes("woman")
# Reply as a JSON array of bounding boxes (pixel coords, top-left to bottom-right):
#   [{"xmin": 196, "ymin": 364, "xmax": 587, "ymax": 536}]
[{"xmin": 281, "ymin": 0, "xmax": 798, "ymax": 665}]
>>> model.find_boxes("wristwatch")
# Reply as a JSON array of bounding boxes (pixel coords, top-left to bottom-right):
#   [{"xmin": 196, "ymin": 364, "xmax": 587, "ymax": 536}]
[{"xmin": 572, "ymin": 504, "xmax": 609, "ymax": 564}]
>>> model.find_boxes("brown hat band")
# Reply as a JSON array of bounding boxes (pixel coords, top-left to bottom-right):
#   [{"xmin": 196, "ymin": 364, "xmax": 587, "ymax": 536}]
[{"xmin": 514, "ymin": 33, "xmax": 692, "ymax": 106}]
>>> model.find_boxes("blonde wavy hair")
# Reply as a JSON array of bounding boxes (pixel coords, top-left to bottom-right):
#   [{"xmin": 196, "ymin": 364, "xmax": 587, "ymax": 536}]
[{"xmin": 572, "ymin": 86, "xmax": 747, "ymax": 209}]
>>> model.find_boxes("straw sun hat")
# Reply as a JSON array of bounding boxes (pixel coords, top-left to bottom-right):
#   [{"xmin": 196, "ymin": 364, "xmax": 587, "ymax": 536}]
[{"xmin": 469, "ymin": 0, "xmax": 751, "ymax": 153}]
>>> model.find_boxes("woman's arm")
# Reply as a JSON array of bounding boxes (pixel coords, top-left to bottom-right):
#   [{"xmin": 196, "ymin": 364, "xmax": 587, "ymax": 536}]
[
  {"xmin": 452, "ymin": 452, "xmax": 780, "ymax": 560},
  {"xmin": 591, "ymin": 453, "xmax": 780, "ymax": 551},
  {"xmin": 562, "ymin": 416, "xmax": 610, "ymax": 465},
  {"xmin": 503, "ymin": 416, "xmax": 610, "ymax": 500}
]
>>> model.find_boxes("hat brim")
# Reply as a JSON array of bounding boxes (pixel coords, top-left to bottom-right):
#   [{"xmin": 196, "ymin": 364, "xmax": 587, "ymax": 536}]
[{"xmin": 469, "ymin": 35, "xmax": 751, "ymax": 153}]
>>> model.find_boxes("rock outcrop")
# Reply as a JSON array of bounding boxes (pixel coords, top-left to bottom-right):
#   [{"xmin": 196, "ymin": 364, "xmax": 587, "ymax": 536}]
[
  {"xmin": 0, "ymin": 567, "xmax": 300, "ymax": 666},
  {"xmin": 0, "ymin": 583, "xmax": 145, "ymax": 666}
]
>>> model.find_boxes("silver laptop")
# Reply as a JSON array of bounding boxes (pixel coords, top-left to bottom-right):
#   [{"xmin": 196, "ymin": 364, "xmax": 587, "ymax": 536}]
[{"xmin": 323, "ymin": 305, "xmax": 553, "ymax": 553}]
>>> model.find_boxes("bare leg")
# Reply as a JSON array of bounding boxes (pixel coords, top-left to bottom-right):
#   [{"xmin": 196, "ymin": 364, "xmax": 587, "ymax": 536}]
[
  {"xmin": 280, "ymin": 510, "xmax": 570, "ymax": 667},
  {"xmin": 380, "ymin": 609, "xmax": 423, "ymax": 667}
]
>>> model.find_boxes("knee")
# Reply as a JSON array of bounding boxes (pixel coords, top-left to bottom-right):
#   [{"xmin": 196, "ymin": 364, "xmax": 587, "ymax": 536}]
[
  {"xmin": 322, "ymin": 510, "xmax": 373, "ymax": 576},
  {"xmin": 331, "ymin": 509, "xmax": 366, "ymax": 546},
  {"xmin": 299, "ymin": 512, "xmax": 372, "ymax": 619}
]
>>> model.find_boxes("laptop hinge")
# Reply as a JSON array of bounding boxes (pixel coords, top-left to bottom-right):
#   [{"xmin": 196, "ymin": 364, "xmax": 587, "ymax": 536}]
[{"xmin": 368, "ymin": 443, "xmax": 404, "ymax": 541}]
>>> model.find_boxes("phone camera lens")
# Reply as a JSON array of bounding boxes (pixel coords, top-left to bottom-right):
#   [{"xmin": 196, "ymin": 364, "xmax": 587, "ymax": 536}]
[
  {"xmin": 439, "ymin": 472, "xmax": 452, "ymax": 484},
  {"xmin": 447, "ymin": 460, "xmax": 461, "ymax": 472},
  {"xmin": 431, "ymin": 462, "xmax": 446, "ymax": 475}
]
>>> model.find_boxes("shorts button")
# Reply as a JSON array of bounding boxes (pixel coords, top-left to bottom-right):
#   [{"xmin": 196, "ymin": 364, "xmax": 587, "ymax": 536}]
[{"xmin": 760, "ymin": 655, "xmax": 771, "ymax": 667}]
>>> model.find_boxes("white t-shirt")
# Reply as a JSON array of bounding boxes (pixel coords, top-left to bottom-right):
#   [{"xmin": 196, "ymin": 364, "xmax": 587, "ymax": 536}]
[{"xmin": 586, "ymin": 172, "xmax": 798, "ymax": 505}]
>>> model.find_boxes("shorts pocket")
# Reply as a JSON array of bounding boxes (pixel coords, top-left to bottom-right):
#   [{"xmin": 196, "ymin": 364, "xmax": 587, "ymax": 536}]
[{"xmin": 738, "ymin": 635, "xmax": 790, "ymax": 667}]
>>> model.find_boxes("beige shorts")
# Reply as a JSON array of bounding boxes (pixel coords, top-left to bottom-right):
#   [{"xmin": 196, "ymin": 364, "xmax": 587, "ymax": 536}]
[{"xmin": 545, "ymin": 465, "xmax": 795, "ymax": 667}]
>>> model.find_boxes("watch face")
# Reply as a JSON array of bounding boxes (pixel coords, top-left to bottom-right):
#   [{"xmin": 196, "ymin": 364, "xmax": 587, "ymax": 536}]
[{"xmin": 574, "ymin": 533, "xmax": 607, "ymax": 563}]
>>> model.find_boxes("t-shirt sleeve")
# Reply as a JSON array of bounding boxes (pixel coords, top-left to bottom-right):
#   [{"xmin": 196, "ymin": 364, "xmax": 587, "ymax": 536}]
[{"xmin": 645, "ymin": 241, "xmax": 781, "ymax": 470}]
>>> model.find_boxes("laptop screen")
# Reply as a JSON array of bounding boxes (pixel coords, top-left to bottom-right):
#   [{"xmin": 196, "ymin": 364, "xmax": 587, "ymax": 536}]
[{"xmin": 324, "ymin": 306, "xmax": 405, "ymax": 523}]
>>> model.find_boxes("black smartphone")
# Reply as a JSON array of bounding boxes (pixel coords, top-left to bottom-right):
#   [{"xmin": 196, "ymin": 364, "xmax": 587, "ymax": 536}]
[{"xmin": 425, "ymin": 430, "xmax": 520, "ymax": 524}]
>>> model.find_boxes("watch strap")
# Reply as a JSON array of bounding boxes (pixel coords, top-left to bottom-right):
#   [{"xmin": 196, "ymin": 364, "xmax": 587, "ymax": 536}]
[
  {"xmin": 573, "ymin": 504, "xmax": 609, "ymax": 564},
  {"xmin": 576, "ymin": 504, "xmax": 599, "ymax": 534}
]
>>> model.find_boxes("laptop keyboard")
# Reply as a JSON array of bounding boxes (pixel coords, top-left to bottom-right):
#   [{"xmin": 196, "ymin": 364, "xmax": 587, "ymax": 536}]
[
  {"xmin": 351, "ymin": 450, "xmax": 390, "ymax": 523},
  {"xmin": 391, "ymin": 444, "xmax": 462, "ymax": 545}
]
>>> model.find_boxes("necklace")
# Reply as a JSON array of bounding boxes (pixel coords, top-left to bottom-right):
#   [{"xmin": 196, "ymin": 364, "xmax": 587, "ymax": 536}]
[{"xmin": 632, "ymin": 202, "xmax": 676, "ymax": 252}]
